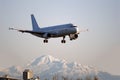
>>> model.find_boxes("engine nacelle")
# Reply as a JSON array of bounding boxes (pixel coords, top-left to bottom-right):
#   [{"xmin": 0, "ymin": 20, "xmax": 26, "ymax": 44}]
[{"xmin": 69, "ymin": 34, "xmax": 78, "ymax": 40}]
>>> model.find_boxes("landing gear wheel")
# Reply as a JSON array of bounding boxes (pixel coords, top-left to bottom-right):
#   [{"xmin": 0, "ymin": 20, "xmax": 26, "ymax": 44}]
[
  {"xmin": 70, "ymin": 38, "xmax": 73, "ymax": 40},
  {"xmin": 43, "ymin": 39, "xmax": 48, "ymax": 43},
  {"xmin": 61, "ymin": 36, "xmax": 66, "ymax": 43},
  {"xmin": 61, "ymin": 40, "xmax": 66, "ymax": 43}
]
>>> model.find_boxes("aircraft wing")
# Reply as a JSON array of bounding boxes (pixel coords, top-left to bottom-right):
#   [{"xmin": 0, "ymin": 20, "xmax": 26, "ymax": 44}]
[
  {"xmin": 9, "ymin": 28, "xmax": 57, "ymax": 36},
  {"xmin": 19, "ymin": 30, "xmax": 45, "ymax": 34}
]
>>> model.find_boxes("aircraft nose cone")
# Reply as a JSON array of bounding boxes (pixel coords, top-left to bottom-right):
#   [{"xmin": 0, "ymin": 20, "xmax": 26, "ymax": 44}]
[{"xmin": 76, "ymin": 27, "xmax": 80, "ymax": 34}]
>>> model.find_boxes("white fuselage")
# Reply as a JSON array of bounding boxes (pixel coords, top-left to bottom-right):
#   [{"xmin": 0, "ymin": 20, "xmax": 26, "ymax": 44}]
[{"xmin": 31, "ymin": 23, "xmax": 79, "ymax": 39}]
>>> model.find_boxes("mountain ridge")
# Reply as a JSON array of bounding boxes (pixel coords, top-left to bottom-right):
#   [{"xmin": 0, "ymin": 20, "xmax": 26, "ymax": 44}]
[{"xmin": 0, "ymin": 55, "xmax": 120, "ymax": 80}]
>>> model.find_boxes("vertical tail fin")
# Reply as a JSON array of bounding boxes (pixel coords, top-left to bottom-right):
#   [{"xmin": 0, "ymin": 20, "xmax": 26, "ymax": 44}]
[{"xmin": 31, "ymin": 14, "xmax": 40, "ymax": 31}]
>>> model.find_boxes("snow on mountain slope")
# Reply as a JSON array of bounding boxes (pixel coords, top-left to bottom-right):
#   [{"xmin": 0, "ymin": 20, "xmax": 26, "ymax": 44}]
[
  {"xmin": 27, "ymin": 55, "xmax": 65, "ymax": 66},
  {"xmin": 0, "ymin": 55, "xmax": 120, "ymax": 80},
  {"xmin": 0, "ymin": 65, "xmax": 23, "ymax": 78},
  {"xmin": 27, "ymin": 55, "xmax": 98, "ymax": 80},
  {"xmin": 98, "ymin": 71, "xmax": 120, "ymax": 80}
]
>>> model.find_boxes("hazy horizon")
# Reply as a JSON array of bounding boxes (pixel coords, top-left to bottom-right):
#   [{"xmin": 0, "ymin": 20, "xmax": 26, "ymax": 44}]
[{"xmin": 0, "ymin": 0, "xmax": 120, "ymax": 75}]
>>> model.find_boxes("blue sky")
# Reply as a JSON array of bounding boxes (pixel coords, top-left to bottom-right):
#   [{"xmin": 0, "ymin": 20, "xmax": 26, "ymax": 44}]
[{"xmin": 0, "ymin": 0, "xmax": 120, "ymax": 75}]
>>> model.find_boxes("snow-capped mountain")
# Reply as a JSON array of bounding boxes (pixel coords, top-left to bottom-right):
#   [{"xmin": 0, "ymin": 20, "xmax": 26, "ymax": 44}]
[
  {"xmin": 0, "ymin": 65, "xmax": 23, "ymax": 78},
  {"xmin": 0, "ymin": 55, "xmax": 120, "ymax": 80},
  {"xmin": 98, "ymin": 71, "xmax": 120, "ymax": 80},
  {"xmin": 27, "ymin": 55, "xmax": 65, "ymax": 66},
  {"xmin": 27, "ymin": 55, "xmax": 98, "ymax": 80}
]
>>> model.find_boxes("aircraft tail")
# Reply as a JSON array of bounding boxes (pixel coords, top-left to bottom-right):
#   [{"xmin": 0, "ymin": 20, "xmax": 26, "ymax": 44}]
[{"xmin": 31, "ymin": 14, "xmax": 40, "ymax": 31}]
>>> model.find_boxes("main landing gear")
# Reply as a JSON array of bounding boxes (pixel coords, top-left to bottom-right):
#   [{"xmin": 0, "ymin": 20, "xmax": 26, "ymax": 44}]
[
  {"xmin": 43, "ymin": 39, "xmax": 48, "ymax": 43},
  {"xmin": 43, "ymin": 36, "xmax": 66, "ymax": 43},
  {"xmin": 61, "ymin": 36, "xmax": 66, "ymax": 43}
]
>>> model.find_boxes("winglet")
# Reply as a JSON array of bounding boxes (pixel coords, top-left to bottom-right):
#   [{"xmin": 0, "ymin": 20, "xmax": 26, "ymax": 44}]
[{"xmin": 9, "ymin": 27, "xmax": 18, "ymax": 30}]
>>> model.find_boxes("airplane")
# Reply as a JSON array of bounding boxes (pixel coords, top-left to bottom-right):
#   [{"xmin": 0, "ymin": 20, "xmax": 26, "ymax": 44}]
[{"xmin": 9, "ymin": 14, "xmax": 87, "ymax": 43}]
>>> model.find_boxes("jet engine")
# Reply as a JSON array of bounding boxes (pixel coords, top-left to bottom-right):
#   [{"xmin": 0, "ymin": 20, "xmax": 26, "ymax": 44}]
[{"xmin": 69, "ymin": 34, "xmax": 78, "ymax": 40}]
